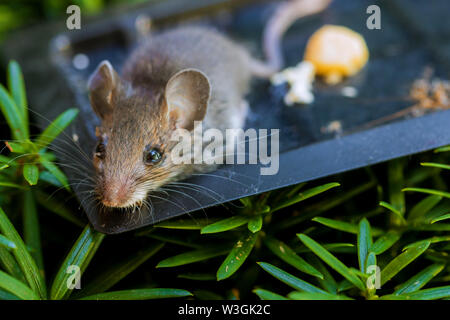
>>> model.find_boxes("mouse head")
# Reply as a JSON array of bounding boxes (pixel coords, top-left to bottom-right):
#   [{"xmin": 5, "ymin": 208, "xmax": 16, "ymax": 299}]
[{"xmin": 88, "ymin": 60, "xmax": 211, "ymax": 208}]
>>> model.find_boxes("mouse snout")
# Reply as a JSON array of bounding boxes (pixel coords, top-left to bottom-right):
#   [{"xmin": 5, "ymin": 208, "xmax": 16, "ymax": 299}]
[{"xmin": 100, "ymin": 177, "xmax": 134, "ymax": 208}]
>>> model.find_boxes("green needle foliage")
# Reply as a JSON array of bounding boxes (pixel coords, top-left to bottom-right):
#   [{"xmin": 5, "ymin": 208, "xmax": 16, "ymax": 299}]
[{"xmin": 0, "ymin": 62, "xmax": 449, "ymax": 300}]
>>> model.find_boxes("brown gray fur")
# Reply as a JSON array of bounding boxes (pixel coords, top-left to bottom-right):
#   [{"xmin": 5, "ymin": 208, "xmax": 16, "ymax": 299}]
[
  {"xmin": 88, "ymin": 27, "xmax": 251, "ymax": 208},
  {"xmin": 122, "ymin": 27, "xmax": 252, "ymax": 131},
  {"xmin": 87, "ymin": 0, "xmax": 332, "ymax": 209}
]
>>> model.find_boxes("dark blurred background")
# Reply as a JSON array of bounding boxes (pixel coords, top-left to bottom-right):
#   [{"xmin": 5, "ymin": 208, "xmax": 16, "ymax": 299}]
[
  {"xmin": 0, "ymin": 0, "xmax": 149, "ymax": 139},
  {"xmin": 0, "ymin": 0, "xmax": 146, "ymax": 40}
]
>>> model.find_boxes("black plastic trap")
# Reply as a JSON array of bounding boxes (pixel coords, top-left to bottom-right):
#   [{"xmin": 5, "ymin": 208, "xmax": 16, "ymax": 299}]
[{"xmin": 4, "ymin": 0, "xmax": 450, "ymax": 234}]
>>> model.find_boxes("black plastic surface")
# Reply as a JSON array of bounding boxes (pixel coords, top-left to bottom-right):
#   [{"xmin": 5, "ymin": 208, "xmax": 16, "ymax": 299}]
[{"xmin": 8, "ymin": 0, "xmax": 449, "ymax": 234}]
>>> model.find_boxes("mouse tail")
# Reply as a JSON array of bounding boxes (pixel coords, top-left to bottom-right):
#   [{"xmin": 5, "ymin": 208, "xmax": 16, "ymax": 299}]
[{"xmin": 251, "ymin": 0, "xmax": 332, "ymax": 79}]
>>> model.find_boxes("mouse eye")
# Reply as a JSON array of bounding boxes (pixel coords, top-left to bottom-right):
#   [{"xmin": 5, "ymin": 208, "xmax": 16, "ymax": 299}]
[
  {"xmin": 95, "ymin": 142, "xmax": 106, "ymax": 159},
  {"xmin": 144, "ymin": 146, "xmax": 163, "ymax": 165}
]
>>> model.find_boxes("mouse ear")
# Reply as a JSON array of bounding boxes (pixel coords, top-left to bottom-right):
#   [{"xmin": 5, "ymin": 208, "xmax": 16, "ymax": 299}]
[
  {"xmin": 88, "ymin": 60, "xmax": 120, "ymax": 121},
  {"xmin": 165, "ymin": 68, "xmax": 211, "ymax": 131}
]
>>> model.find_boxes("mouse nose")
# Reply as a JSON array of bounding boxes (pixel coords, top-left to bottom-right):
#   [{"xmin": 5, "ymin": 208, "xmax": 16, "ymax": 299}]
[{"xmin": 101, "ymin": 179, "xmax": 133, "ymax": 208}]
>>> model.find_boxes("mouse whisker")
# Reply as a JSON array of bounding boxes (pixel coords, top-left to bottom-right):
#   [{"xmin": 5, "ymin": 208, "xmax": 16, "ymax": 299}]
[
  {"xmin": 27, "ymin": 108, "xmax": 93, "ymax": 162},
  {"xmin": 190, "ymin": 172, "xmax": 252, "ymax": 188},
  {"xmin": 147, "ymin": 192, "xmax": 188, "ymax": 214},
  {"xmin": 160, "ymin": 186, "xmax": 211, "ymax": 222},
  {"xmin": 165, "ymin": 182, "xmax": 224, "ymax": 206}
]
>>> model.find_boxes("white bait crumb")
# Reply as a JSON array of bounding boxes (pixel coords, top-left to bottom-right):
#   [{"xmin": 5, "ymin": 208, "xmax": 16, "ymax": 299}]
[
  {"xmin": 341, "ymin": 86, "xmax": 358, "ymax": 98},
  {"xmin": 321, "ymin": 120, "xmax": 343, "ymax": 135},
  {"xmin": 271, "ymin": 61, "xmax": 315, "ymax": 105},
  {"xmin": 73, "ymin": 53, "xmax": 89, "ymax": 70}
]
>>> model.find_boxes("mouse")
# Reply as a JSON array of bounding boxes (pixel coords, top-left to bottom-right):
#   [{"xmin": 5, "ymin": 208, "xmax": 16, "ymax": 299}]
[{"xmin": 87, "ymin": 0, "xmax": 331, "ymax": 209}]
